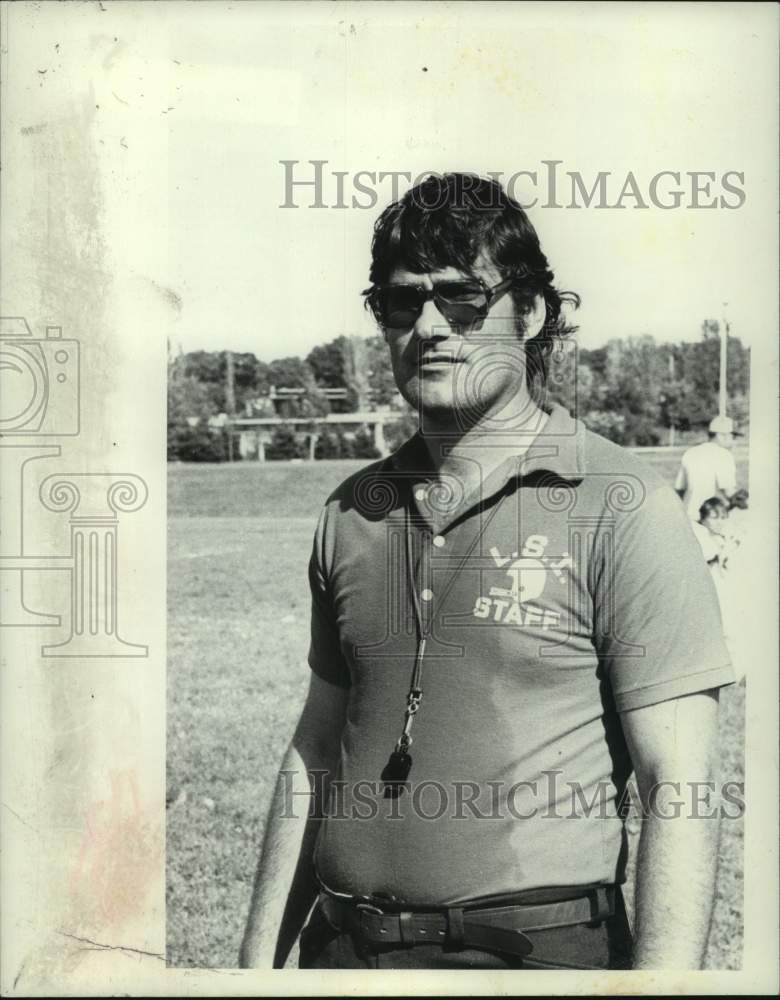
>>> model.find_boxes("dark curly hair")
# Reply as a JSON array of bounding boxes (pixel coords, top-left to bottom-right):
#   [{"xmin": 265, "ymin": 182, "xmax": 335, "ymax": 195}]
[
  {"xmin": 363, "ymin": 172, "xmax": 580, "ymax": 398},
  {"xmin": 699, "ymin": 496, "xmax": 730, "ymax": 521}
]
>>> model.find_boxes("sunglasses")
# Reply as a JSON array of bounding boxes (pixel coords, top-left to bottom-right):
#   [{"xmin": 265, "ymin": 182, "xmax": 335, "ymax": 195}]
[{"xmin": 368, "ymin": 276, "xmax": 514, "ymax": 331}]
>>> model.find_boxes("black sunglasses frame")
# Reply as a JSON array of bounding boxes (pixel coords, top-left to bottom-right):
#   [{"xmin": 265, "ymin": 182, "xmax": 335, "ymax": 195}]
[{"xmin": 368, "ymin": 275, "xmax": 515, "ymax": 331}]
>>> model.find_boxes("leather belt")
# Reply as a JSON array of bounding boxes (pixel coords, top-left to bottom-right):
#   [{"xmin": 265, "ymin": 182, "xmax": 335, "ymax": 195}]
[{"xmin": 319, "ymin": 886, "xmax": 616, "ymax": 958}]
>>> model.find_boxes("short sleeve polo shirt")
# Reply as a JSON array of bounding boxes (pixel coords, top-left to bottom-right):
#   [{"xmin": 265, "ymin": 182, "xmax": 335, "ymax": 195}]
[
  {"xmin": 307, "ymin": 404, "xmax": 734, "ymax": 904},
  {"xmin": 675, "ymin": 440, "xmax": 737, "ymax": 520}
]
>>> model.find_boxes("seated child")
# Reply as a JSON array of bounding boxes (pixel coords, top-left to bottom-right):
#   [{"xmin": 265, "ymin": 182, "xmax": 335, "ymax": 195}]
[{"xmin": 692, "ymin": 496, "xmax": 730, "ymax": 567}]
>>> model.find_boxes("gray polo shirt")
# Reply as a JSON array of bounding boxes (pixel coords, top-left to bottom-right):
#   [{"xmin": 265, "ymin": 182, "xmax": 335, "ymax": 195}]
[{"xmin": 307, "ymin": 404, "xmax": 734, "ymax": 904}]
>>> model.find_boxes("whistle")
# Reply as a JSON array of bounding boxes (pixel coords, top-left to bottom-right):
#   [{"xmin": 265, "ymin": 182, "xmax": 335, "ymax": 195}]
[{"xmin": 381, "ymin": 750, "xmax": 413, "ymax": 798}]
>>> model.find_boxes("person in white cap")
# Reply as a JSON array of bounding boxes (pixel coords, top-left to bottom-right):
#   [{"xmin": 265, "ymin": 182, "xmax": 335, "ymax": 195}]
[{"xmin": 674, "ymin": 415, "xmax": 739, "ymax": 521}]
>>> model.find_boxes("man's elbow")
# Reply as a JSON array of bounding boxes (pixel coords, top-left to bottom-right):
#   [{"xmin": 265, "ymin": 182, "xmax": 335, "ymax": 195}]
[
  {"xmin": 634, "ymin": 751, "xmax": 721, "ymax": 823},
  {"xmin": 291, "ymin": 717, "xmax": 343, "ymax": 780}
]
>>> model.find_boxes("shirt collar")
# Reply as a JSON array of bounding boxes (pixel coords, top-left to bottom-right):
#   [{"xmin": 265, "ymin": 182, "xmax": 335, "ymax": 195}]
[
  {"xmin": 390, "ymin": 403, "xmax": 585, "ymax": 485},
  {"xmin": 517, "ymin": 403, "xmax": 585, "ymax": 481}
]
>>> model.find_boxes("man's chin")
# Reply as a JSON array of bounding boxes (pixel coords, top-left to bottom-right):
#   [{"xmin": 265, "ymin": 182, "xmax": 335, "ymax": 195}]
[{"xmin": 403, "ymin": 388, "xmax": 485, "ymax": 431}]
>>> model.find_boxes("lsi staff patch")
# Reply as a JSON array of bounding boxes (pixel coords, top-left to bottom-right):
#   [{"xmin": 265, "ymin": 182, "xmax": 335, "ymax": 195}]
[{"xmin": 472, "ymin": 535, "xmax": 573, "ymax": 629}]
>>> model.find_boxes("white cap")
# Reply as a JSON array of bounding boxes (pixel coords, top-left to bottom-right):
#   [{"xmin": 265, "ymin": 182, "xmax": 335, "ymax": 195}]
[{"xmin": 709, "ymin": 415, "xmax": 740, "ymax": 435}]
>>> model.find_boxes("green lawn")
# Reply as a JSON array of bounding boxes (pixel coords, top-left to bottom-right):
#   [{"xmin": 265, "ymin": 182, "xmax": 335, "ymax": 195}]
[{"xmin": 167, "ymin": 448, "xmax": 746, "ymax": 968}]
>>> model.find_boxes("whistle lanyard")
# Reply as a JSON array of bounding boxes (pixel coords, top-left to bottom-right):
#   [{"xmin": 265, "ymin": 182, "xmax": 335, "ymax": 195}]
[
  {"xmin": 394, "ymin": 502, "xmax": 429, "ymax": 755},
  {"xmin": 382, "ymin": 480, "xmax": 515, "ymax": 796},
  {"xmin": 381, "ymin": 503, "xmax": 431, "ymax": 796}
]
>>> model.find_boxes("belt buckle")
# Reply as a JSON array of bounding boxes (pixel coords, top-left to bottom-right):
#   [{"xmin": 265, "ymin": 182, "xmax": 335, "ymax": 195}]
[
  {"xmin": 355, "ymin": 901, "xmax": 384, "ymax": 916},
  {"xmin": 352, "ymin": 900, "xmax": 388, "ymax": 955},
  {"xmin": 354, "ymin": 900, "xmax": 385, "ymax": 937}
]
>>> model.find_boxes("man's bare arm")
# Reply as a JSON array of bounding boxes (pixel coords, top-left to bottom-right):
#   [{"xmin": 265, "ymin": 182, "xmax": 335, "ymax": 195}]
[
  {"xmin": 239, "ymin": 673, "xmax": 348, "ymax": 968},
  {"xmin": 621, "ymin": 688, "xmax": 722, "ymax": 970},
  {"xmin": 673, "ymin": 465, "xmax": 687, "ymax": 502}
]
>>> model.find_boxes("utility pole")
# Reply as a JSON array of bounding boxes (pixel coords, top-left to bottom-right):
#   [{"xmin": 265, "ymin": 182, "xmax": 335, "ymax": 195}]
[
  {"xmin": 225, "ymin": 350, "xmax": 236, "ymax": 462},
  {"xmin": 225, "ymin": 350, "xmax": 236, "ymax": 416},
  {"xmin": 719, "ymin": 304, "xmax": 729, "ymax": 418},
  {"xmin": 344, "ymin": 337, "xmax": 369, "ymax": 411}
]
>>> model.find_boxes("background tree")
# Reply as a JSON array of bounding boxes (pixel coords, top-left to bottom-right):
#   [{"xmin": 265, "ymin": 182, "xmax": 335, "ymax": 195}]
[
  {"xmin": 168, "ymin": 324, "xmax": 750, "ymax": 459},
  {"xmin": 364, "ymin": 334, "xmax": 400, "ymax": 406},
  {"xmin": 677, "ymin": 321, "xmax": 750, "ymax": 429},
  {"xmin": 267, "ymin": 357, "xmax": 330, "ymax": 418},
  {"xmin": 168, "ymin": 356, "xmax": 227, "ymax": 461},
  {"xmin": 342, "ymin": 336, "xmax": 370, "ymax": 411},
  {"xmin": 601, "ymin": 335, "xmax": 668, "ymax": 445},
  {"xmin": 269, "ymin": 355, "xmax": 314, "ymax": 389},
  {"xmin": 306, "ymin": 338, "xmax": 348, "ymax": 389},
  {"xmin": 266, "ymin": 425, "xmax": 306, "ymax": 461},
  {"xmin": 306, "ymin": 335, "xmax": 374, "ymax": 411},
  {"xmin": 178, "ymin": 350, "xmax": 269, "ymax": 414}
]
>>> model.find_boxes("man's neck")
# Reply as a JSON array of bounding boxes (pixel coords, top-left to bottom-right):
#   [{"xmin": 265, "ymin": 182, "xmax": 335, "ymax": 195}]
[{"xmin": 420, "ymin": 400, "xmax": 550, "ymax": 488}]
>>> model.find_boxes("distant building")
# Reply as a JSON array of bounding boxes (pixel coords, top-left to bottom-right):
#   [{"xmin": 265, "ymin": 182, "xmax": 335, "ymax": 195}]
[{"xmin": 231, "ymin": 410, "xmax": 402, "ymax": 461}]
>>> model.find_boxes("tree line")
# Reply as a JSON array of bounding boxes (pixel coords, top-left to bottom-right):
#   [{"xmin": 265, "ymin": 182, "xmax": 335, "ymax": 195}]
[{"xmin": 168, "ymin": 322, "xmax": 750, "ymax": 461}]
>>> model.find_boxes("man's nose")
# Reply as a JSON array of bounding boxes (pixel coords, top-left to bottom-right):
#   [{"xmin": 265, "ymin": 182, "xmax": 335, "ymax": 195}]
[{"xmin": 413, "ymin": 299, "xmax": 451, "ymax": 341}]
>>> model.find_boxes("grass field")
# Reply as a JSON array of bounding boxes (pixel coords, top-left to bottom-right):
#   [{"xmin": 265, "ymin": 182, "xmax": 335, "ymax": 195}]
[{"xmin": 167, "ymin": 448, "xmax": 747, "ymax": 969}]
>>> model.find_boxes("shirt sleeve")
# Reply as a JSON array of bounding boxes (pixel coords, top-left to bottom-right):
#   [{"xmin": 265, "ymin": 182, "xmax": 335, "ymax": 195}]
[
  {"xmin": 593, "ymin": 484, "xmax": 735, "ymax": 713},
  {"xmin": 307, "ymin": 505, "xmax": 351, "ymax": 688},
  {"xmin": 673, "ymin": 460, "xmax": 687, "ymax": 493}
]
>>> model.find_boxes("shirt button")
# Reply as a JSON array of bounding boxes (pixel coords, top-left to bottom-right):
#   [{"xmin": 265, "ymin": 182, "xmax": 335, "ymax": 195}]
[
  {"xmin": 432, "ymin": 535, "xmax": 445, "ymax": 548},
  {"xmin": 420, "ymin": 589, "xmax": 433, "ymax": 602},
  {"xmin": 414, "ymin": 488, "xmax": 426, "ymax": 502}
]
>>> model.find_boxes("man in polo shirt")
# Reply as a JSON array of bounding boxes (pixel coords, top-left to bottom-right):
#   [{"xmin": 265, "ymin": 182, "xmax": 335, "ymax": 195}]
[
  {"xmin": 240, "ymin": 173, "xmax": 734, "ymax": 971},
  {"xmin": 675, "ymin": 415, "xmax": 740, "ymax": 521}
]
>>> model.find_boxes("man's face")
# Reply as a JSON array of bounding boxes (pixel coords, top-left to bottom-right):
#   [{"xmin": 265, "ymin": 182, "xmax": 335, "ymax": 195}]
[
  {"xmin": 715, "ymin": 431, "xmax": 735, "ymax": 449},
  {"xmin": 382, "ymin": 261, "xmax": 544, "ymax": 432}
]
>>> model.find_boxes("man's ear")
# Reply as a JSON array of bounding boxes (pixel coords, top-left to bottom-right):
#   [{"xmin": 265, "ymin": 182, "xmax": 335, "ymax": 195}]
[{"xmin": 521, "ymin": 296, "xmax": 546, "ymax": 340}]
